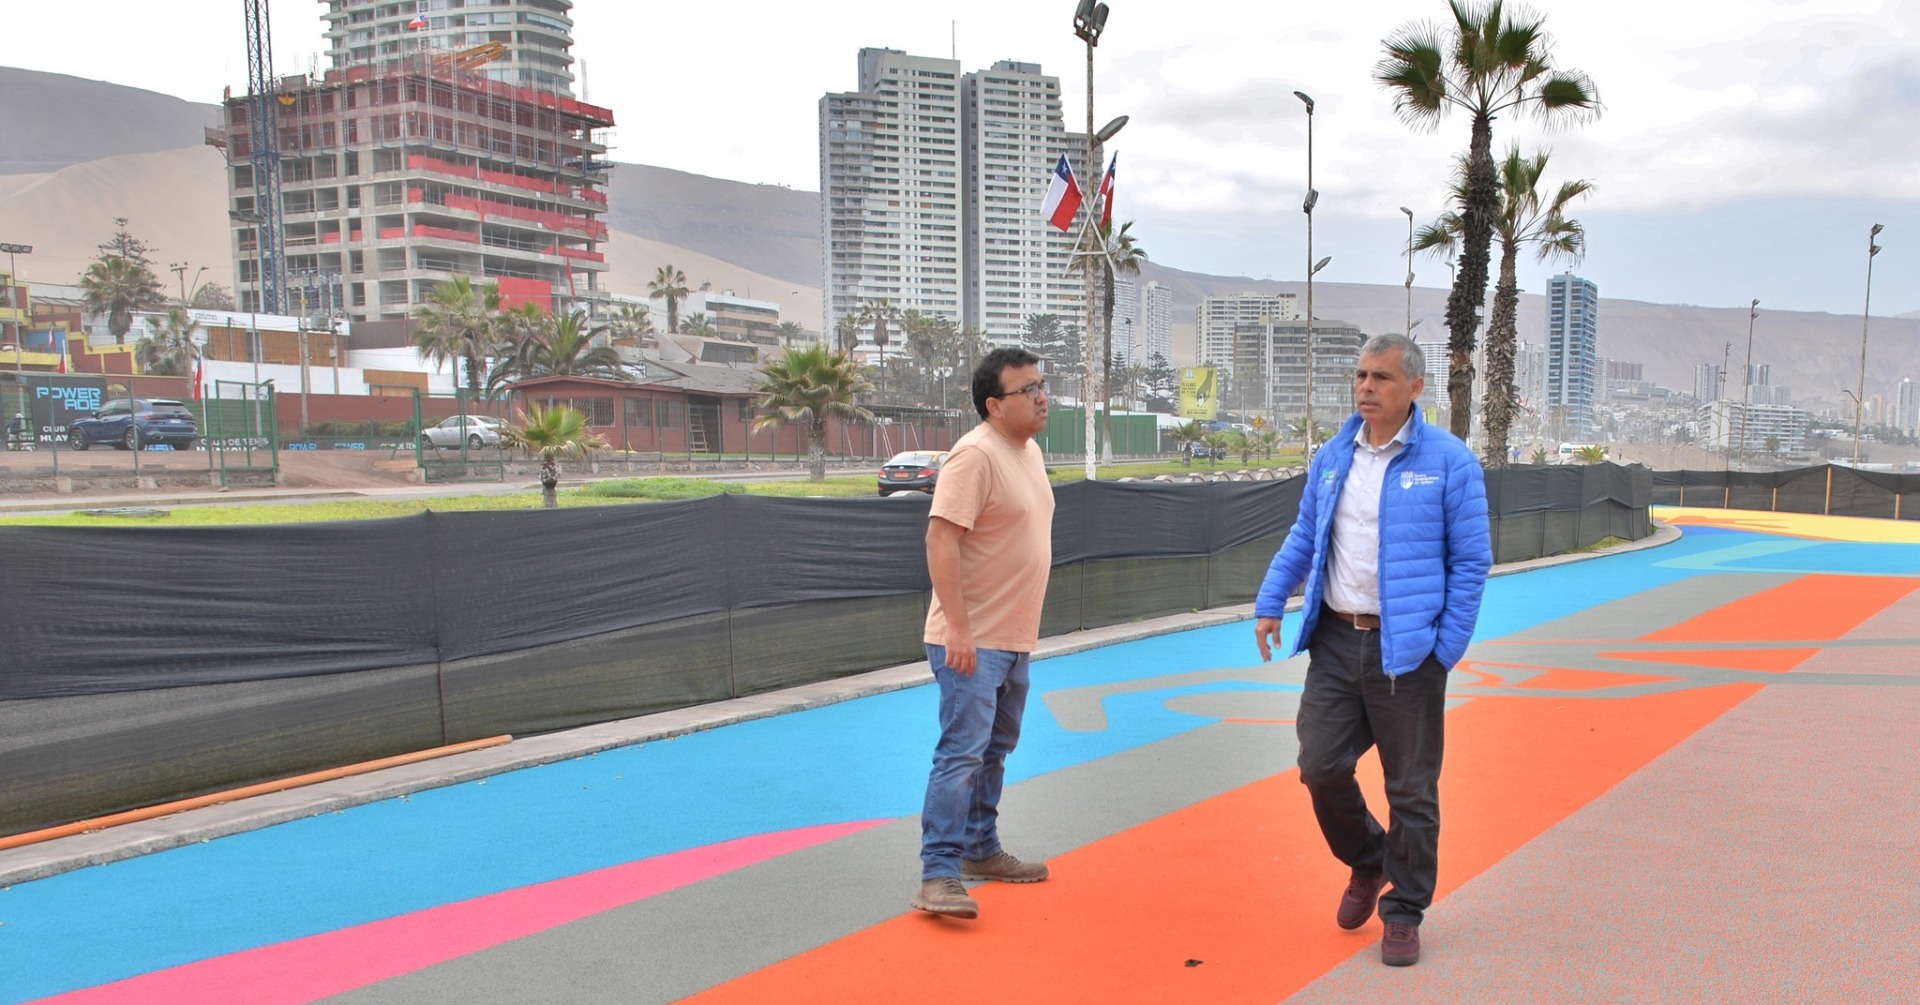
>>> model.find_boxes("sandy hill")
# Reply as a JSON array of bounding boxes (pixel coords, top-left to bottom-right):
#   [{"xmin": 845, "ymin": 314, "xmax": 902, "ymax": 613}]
[
  {"xmin": 4, "ymin": 66, "xmax": 1913, "ymax": 407},
  {"xmin": 0, "ymin": 68, "xmax": 218, "ymax": 174}
]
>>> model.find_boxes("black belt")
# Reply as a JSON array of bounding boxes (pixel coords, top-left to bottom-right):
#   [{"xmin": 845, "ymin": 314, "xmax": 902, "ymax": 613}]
[{"xmin": 1328, "ymin": 608, "xmax": 1380, "ymax": 631}]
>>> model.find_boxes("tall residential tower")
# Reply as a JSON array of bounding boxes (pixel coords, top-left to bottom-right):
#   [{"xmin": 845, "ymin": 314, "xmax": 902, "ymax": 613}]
[{"xmin": 1545, "ymin": 272, "xmax": 1600, "ymax": 438}]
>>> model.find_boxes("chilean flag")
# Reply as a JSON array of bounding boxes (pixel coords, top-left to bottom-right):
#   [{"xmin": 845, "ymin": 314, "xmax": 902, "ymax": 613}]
[
  {"xmin": 1099, "ymin": 153, "xmax": 1117, "ymax": 228},
  {"xmin": 1041, "ymin": 154, "xmax": 1081, "ymax": 233},
  {"xmin": 408, "ymin": 14, "xmax": 428, "ymax": 30}
]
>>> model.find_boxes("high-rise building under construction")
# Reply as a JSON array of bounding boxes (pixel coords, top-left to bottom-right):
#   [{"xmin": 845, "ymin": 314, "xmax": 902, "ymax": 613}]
[{"xmin": 212, "ymin": 0, "xmax": 614, "ymax": 324}]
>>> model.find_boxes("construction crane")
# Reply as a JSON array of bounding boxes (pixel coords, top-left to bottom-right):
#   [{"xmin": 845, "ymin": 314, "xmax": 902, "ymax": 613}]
[
  {"xmin": 243, "ymin": 0, "xmax": 287, "ymax": 315},
  {"xmin": 433, "ymin": 41, "xmax": 506, "ymax": 72}
]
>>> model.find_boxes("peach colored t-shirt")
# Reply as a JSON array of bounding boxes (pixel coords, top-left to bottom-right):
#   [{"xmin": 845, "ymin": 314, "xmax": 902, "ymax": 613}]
[{"xmin": 923, "ymin": 422, "xmax": 1055, "ymax": 652}]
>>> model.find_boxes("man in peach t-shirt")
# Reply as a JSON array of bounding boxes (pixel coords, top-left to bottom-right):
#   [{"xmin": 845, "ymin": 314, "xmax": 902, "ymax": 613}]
[{"xmin": 911, "ymin": 347, "xmax": 1055, "ymax": 921}]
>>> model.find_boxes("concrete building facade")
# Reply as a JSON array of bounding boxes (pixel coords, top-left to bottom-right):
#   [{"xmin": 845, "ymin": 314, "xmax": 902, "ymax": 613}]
[
  {"xmin": 216, "ymin": 8, "xmax": 614, "ymax": 324},
  {"xmin": 1228, "ymin": 318, "xmax": 1363, "ymax": 425},
  {"xmin": 1105, "ymin": 278, "xmax": 1171, "ymax": 366},
  {"xmin": 1197, "ymin": 292, "xmax": 1298, "ymax": 376},
  {"xmin": 820, "ymin": 50, "xmax": 965, "ymax": 350},
  {"xmin": 960, "ymin": 60, "xmax": 1080, "ymax": 347},
  {"xmin": 321, "ymin": 0, "xmax": 580, "ymax": 95}
]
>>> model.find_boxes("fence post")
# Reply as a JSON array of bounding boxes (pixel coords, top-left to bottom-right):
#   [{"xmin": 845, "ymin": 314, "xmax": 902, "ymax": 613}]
[{"xmin": 1825, "ymin": 465, "xmax": 1834, "ymax": 515}]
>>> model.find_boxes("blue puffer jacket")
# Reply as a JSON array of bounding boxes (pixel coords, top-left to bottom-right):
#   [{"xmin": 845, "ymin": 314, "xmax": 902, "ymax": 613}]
[{"xmin": 1255, "ymin": 407, "xmax": 1492, "ymax": 677}]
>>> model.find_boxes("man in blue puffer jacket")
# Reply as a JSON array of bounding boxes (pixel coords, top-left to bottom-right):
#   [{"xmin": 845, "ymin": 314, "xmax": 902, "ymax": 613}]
[{"xmin": 1253, "ymin": 332, "xmax": 1491, "ymax": 968}]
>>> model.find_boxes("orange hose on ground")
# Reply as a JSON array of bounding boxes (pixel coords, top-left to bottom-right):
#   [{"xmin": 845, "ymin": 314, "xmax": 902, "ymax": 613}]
[{"xmin": 0, "ymin": 734, "xmax": 512, "ymax": 853}]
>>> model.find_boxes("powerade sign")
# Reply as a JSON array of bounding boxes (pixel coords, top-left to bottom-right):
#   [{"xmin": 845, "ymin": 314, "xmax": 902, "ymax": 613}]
[{"xmin": 1, "ymin": 375, "xmax": 108, "ymax": 444}]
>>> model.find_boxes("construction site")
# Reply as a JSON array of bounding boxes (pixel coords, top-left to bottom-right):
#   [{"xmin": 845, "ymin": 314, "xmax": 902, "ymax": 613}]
[{"xmin": 208, "ymin": 1, "xmax": 617, "ymax": 326}]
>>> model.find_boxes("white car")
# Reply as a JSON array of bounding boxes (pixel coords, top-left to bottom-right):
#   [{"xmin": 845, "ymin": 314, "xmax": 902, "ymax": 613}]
[{"xmin": 423, "ymin": 414, "xmax": 506, "ymax": 450}]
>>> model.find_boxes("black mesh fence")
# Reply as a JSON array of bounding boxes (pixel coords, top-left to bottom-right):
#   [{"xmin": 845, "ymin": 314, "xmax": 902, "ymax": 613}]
[{"xmin": 0, "ymin": 463, "xmax": 1650, "ymax": 837}]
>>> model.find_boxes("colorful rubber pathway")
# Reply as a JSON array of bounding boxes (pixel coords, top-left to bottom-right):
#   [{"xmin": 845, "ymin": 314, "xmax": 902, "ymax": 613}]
[{"xmin": 3, "ymin": 508, "xmax": 1917, "ymax": 1003}]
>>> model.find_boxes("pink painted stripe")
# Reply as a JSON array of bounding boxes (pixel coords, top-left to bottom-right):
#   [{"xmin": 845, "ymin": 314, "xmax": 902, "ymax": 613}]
[{"xmin": 35, "ymin": 820, "xmax": 887, "ymax": 1005}]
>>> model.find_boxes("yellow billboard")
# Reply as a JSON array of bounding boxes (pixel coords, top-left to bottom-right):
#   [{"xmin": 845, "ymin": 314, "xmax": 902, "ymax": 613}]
[{"xmin": 1178, "ymin": 366, "xmax": 1218, "ymax": 420}]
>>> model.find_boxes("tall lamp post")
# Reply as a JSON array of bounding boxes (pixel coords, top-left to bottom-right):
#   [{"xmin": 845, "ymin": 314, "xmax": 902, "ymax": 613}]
[
  {"xmin": 1073, "ymin": 0, "xmax": 1113, "ymax": 480},
  {"xmin": 1400, "ymin": 206, "xmax": 1415, "ymax": 337},
  {"xmin": 1737, "ymin": 298, "xmax": 1758, "ymax": 470},
  {"xmin": 1295, "ymin": 89, "xmax": 1320, "ymax": 456},
  {"xmin": 1853, "ymin": 223, "xmax": 1883, "ymax": 466}
]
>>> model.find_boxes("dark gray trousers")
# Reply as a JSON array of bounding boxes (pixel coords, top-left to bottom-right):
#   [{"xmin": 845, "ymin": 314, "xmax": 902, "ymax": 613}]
[{"xmin": 1296, "ymin": 609, "xmax": 1447, "ymax": 925}]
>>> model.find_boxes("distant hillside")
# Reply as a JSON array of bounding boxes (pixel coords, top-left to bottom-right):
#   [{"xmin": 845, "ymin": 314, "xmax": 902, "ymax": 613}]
[
  {"xmin": 603, "ymin": 164, "xmax": 819, "ymax": 290},
  {"xmin": 0, "ymin": 68, "xmax": 218, "ymax": 174}
]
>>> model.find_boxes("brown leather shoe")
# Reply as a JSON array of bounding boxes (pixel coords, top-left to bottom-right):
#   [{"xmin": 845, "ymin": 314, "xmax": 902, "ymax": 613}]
[
  {"xmin": 1336, "ymin": 871, "xmax": 1386, "ymax": 930},
  {"xmin": 911, "ymin": 877, "xmax": 979, "ymax": 919},
  {"xmin": 961, "ymin": 850, "xmax": 1049, "ymax": 883},
  {"xmin": 1381, "ymin": 921, "xmax": 1421, "ymax": 966}
]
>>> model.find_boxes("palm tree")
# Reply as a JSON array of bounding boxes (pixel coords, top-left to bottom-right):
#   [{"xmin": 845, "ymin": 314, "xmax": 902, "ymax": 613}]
[
  {"xmin": 857, "ymin": 299, "xmax": 901, "ymax": 400},
  {"xmin": 1169, "ymin": 420, "xmax": 1207, "ymax": 466},
  {"xmin": 679, "ymin": 312, "xmax": 717, "ymax": 338},
  {"xmin": 606, "ymin": 302, "xmax": 655, "ymax": 345},
  {"xmin": 1415, "ymin": 146, "xmax": 1592, "ymax": 466},
  {"xmin": 752, "ymin": 343, "xmax": 875, "ymax": 482},
  {"xmin": 833, "ymin": 314, "xmax": 861, "ymax": 355},
  {"xmin": 1375, "ymin": 0, "xmax": 1600, "ymax": 440},
  {"xmin": 488, "ymin": 309, "xmax": 628, "ymax": 389},
  {"xmin": 775, "ymin": 320, "xmax": 807, "ymax": 343},
  {"xmin": 501, "ymin": 401, "xmax": 609, "ymax": 508},
  {"xmin": 80, "ymin": 256, "xmax": 165, "ymax": 345},
  {"xmin": 412, "ymin": 276, "xmax": 500, "ymax": 395},
  {"xmin": 1071, "ymin": 220, "xmax": 1148, "ymax": 462},
  {"xmin": 648, "ymin": 265, "xmax": 689, "ymax": 336},
  {"xmin": 135, "ymin": 306, "xmax": 200, "ymax": 376},
  {"xmin": 1574, "ymin": 443, "xmax": 1607, "ymax": 464}
]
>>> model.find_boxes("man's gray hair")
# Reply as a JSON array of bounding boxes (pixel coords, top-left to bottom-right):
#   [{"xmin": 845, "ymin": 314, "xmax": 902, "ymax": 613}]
[{"xmin": 1361, "ymin": 332, "xmax": 1425, "ymax": 381}]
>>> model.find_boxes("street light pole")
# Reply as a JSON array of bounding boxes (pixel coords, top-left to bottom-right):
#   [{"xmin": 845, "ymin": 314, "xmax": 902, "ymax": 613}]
[
  {"xmin": 1295, "ymin": 89, "xmax": 1318, "ymax": 457},
  {"xmin": 1073, "ymin": 0, "xmax": 1112, "ymax": 481},
  {"xmin": 1738, "ymin": 298, "xmax": 1758, "ymax": 470},
  {"xmin": 1854, "ymin": 223, "xmax": 1884, "ymax": 466},
  {"xmin": 1400, "ymin": 206, "xmax": 1415, "ymax": 337}
]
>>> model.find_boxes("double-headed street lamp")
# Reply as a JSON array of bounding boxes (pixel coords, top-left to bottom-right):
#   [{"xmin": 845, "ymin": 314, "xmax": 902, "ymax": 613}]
[
  {"xmin": 1853, "ymin": 223, "xmax": 1883, "ymax": 466},
  {"xmin": 1737, "ymin": 298, "xmax": 1758, "ymax": 470},
  {"xmin": 1295, "ymin": 89, "xmax": 1321, "ymax": 456},
  {"xmin": 1073, "ymin": 0, "xmax": 1115, "ymax": 480},
  {"xmin": 1400, "ymin": 206, "xmax": 1415, "ymax": 337}
]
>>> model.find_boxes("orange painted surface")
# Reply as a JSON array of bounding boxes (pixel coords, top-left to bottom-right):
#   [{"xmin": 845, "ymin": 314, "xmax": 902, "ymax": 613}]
[
  {"xmin": 684, "ymin": 571, "xmax": 1917, "ymax": 1004},
  {"xmin": 1600, "ymin": 647, "xmax": 1823, "ymax": 674},
  {"xmin": 1509, "ymin": 666, "xmax": 1683, "ymax": 690},
  {"xmin": 1642, "ymin": 575, "xmax": 1918, "ymax": 643},
  {"xmin": 686, "ymin": 684, "xmax": 1761, "ymax": 1005}
]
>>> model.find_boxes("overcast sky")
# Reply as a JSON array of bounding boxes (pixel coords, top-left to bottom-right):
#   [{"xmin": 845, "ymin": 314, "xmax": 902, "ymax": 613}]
[{"xmin": 5, "ymin": 0, "xmax": 1917, "ymax": 315}]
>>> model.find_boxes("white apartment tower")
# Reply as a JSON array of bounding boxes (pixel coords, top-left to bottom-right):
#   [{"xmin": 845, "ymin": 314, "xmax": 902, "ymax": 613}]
[
  {"xmin": 1196, "ymin": 292, "xmax": 1298, "ymax": 376},
  {"xmin": 321, "ymin": 0, "xmax": 579, "ymax": 95},
  {"xmin": 820, "ymin": 50, "xmax": 964, "ymax": 348},
  {"xmin": 1105, "ymin": 278, "xmax": 1171, "ymax": 366},
  {"xmin": 961, "ymin": 61, "xmax": 1080, "ymax": 347}
]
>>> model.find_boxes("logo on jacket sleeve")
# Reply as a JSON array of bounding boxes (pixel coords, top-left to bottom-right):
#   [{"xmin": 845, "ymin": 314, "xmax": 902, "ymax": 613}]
[{"xmin": 1400, "ymin": 471, "xmax": 1439, "ymax": 489}]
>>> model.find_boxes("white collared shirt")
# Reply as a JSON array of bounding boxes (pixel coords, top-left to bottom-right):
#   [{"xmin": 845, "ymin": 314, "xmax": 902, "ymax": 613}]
[{"xmin": 1325, "ymin": 414, "xmax": 1414, "ymax": 615}]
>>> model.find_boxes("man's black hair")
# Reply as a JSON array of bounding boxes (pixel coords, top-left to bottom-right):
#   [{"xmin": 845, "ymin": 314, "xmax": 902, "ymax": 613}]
[{"xmin": 971, "ymin": 347, "xmax": 1042, "ymax": 419}]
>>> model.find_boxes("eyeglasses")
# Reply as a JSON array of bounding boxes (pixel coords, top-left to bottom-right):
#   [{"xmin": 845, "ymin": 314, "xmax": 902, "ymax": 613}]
[{"xmin": 992, "ymin": 379, "xmax": 1048, "ymax": 401}]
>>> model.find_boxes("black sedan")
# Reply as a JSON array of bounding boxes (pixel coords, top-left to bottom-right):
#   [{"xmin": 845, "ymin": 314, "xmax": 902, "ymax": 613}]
[{"xmin": 877, "ymin": 450, "xmax": 947, "ymax": 496}]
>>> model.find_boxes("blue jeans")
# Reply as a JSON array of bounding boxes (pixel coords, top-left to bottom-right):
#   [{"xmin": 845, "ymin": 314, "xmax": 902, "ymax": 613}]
[{"xmin": 920, "ymin": 644, "xmax": 1030, "ymax": 880}]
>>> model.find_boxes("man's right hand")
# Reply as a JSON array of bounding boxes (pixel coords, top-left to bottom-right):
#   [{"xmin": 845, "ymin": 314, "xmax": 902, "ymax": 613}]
[
  {"xmin": 942, "ymin": 633, "xmax": 978, "ymax": 675},
  {"xmin": 1254, "ymin": 617, "xmax": 1284, "ymax": 663}
]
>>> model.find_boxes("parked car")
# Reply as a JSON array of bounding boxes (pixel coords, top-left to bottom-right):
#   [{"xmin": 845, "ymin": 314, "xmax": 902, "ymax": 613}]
[
  {"xmin": 877, "ymin": 450, "xmax": 946, "ymax": 496},
  {"xmin": 422, "ymin": 414, "xmax": 506, "ymax": 450},
  {"xmin": 67, "ymin": 398, "xmax": 198, "ymax": 451}
]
